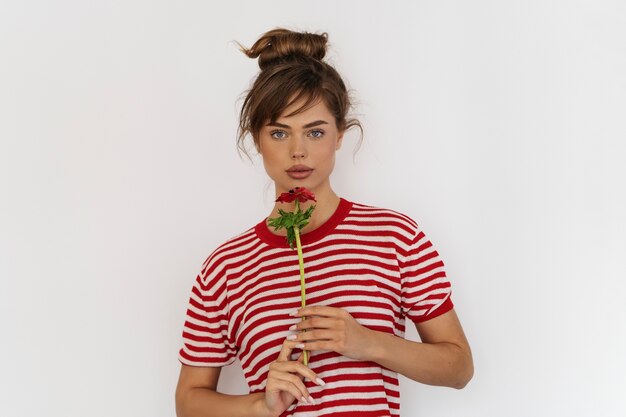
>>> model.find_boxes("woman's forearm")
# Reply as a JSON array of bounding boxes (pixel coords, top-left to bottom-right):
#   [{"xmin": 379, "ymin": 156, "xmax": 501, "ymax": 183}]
[
  {"xmin": 176, "ymin": 388, "xmax": 269, "ymax": 417},
  {"xmin": 366, "ymin": 330, "xmax": 473, "ymax": 389}
]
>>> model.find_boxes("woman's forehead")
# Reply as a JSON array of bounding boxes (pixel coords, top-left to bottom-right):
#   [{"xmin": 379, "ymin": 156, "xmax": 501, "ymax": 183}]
[{"xmin": 275, "ymin": 98, "xmax": 331, "ymax": 122}]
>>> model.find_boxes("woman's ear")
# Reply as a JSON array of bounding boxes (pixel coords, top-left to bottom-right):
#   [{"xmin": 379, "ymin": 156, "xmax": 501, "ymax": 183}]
[{"xmin": 336, "ymin": 131, "xmax": 345, "ymax": 150}]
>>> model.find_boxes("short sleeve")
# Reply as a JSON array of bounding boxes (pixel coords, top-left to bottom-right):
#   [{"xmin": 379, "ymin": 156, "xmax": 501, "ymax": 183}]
[
  {"xmin": 178, "ymin": 267, "xmax": 237, "ymax": 367},
  {"xmin": 399, "ymin": 224, "xmax": 454, "ymax": 323}
]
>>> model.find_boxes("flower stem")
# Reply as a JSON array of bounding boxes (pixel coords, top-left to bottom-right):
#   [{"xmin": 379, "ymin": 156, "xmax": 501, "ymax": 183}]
[{"xmin": 293, "ymin": 225, "xmax": 309, "ymax": 366}]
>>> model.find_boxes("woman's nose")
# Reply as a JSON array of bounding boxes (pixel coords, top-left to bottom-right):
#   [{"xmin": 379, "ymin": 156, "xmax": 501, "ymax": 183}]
[{"xmin": 290, "ymin": 137, "xmax": 306, "ymax": 159}]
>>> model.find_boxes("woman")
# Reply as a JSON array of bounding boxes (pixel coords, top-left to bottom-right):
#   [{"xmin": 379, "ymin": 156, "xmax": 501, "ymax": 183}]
[{"xmin": 175, "ymin": 28, "xmax": 473, "ymax": 417}]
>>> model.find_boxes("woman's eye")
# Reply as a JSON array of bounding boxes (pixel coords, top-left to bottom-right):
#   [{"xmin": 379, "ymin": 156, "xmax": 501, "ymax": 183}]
[
  {"xmin": 309, "ymin": 129, "xmax": 324, "ymax": 138},
  {"xmin": 270, "ymin": 130, "xmax": 287, "ymax": 139}
]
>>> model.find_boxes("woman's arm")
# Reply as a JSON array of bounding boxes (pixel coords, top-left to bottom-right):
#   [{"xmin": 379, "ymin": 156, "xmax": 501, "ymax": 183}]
[
  {"xmin": 290, "ymin": 306, "xmax": 473, "ymax": 389},
  {"xmin": 368, "ymin": 308, "xmax": 473, "ymax": 389},
  {"xmin": 175, "ymin": 339, "xmax": 325, "ymax": 417},
  {"xmin": 175, "ymin": 365, "xmax": 268, "ymax": 417}
]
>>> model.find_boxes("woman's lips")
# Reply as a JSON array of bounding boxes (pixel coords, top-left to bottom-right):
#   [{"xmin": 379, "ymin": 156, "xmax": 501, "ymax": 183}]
[{"xmin": 286, "ymin": 165, "xmax": 313, "ymax": 179}]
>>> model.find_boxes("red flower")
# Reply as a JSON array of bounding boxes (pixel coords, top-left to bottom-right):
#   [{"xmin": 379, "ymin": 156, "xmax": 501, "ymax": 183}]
[{"xmin": 275, "ymin": 187, "xmax": 317, "ymax": 204}]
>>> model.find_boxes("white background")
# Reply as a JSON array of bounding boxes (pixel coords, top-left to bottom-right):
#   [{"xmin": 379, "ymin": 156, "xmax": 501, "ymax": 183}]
[{"xmin": 1, "ymin": 1, "xmax": 625, "ymax": 416}]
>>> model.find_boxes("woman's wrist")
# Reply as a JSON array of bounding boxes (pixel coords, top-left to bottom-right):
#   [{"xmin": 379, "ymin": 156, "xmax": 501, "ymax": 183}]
[
  {"xmin": 251, "ymin": 393, "xmax": 272, "ymax": 417},
  {"xmin": 363, "ymin": 328, "xmax": 389, "ymax": 363}
]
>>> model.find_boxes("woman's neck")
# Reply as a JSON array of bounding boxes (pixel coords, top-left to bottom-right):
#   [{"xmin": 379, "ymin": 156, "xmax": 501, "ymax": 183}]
[{"xmin": 266, "ymin": 189, "xmax": 341, "ymax": 237}]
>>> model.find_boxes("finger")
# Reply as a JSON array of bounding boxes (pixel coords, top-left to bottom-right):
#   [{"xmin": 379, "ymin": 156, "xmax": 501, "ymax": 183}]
[
  {"xmin": 289, "ymin": 347, "xmax": 310, "ymax": 371},
  {"xmin": 296, "ymin": 329, "xmax": 338, "ymax": 343},
  {"xmin": 299, "ymin": 340, "xmax": 334, "ymax": 354},
  {"xmin": 290, "ymin": 350, "xmax": 314, "ymax": 370},
  {"xmin": 293, "ymin": 305, "xmax": 345, "ymax": 319},
  {"xmin": 266, "ymin": 377, "xmax": 311, "ymax": 405},
  {"xmin": 267, "ymin": 369, "xmax": 311, "ymax": 400},
  {"xmin": 291, "ymin": 317, "xmax": 339, "ymax": 332},
  {"xmin": 270, "ymin": 360, "xmax": 321, "ymax": 384},
  {"xmin": 277, "ymin": 339, "xmax": 305, "ymax": 362}
]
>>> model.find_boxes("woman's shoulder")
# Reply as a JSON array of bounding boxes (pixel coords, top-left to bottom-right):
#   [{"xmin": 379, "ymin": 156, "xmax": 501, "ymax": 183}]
[
  {"xmin": 347, "ymin": 199, "xmax": 419, "ymax": 227},
  {"xmin": 344, "ymin": 199, "xmax": 421, "ymax": 239},
  {"xmin": 196, "ymin": 225, "xmax": 259, "ymax": 282}
]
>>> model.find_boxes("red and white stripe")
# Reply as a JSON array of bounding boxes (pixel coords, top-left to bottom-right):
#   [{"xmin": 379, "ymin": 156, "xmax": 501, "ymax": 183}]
[{"xmin": 179, "ymin": 199, "xmax": 453, "ymax": 416}]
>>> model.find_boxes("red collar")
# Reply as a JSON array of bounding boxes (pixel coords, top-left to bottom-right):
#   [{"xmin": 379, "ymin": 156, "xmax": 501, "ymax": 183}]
[{"xmin": 255, "ymin": 198, "xmax": 353, "ymax": 248}]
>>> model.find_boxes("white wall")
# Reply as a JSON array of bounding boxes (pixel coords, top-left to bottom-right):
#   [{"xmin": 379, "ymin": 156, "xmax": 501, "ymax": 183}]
[{"xmin": 1, "ymin": 1, "xmax": 625, "ymax": 416}]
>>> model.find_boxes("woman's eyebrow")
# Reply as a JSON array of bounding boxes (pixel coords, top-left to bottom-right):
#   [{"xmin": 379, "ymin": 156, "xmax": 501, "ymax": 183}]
[{"xmin": 266, "ymin": 120, "xmax": 329, "ymax": 129}]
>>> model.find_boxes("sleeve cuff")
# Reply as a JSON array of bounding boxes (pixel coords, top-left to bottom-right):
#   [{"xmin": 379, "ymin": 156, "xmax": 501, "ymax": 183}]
[{"xmin": 410, "ymin": 296, "xmax": 454, "ymax": 323}]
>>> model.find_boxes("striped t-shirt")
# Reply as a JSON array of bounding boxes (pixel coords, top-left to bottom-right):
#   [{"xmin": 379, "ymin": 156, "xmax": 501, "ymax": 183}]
[{"xmin": 178, "ymin": 198, "xmax": 454, "ymax": 417}]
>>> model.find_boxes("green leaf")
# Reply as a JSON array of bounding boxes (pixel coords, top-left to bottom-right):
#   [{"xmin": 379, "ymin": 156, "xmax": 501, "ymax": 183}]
[
  {"xmin": 286, "ymin": 228, "xmax": 296, "ymax": 249},
  {"xmin": 267, "ymin": 203, "xmax": 317, "ymax": 250}
]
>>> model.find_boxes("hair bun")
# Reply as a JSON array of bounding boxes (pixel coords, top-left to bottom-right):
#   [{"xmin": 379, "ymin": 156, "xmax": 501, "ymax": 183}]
[{"xmin": 239, "ymin": 28, "xmax": 328, "ymax": 70}]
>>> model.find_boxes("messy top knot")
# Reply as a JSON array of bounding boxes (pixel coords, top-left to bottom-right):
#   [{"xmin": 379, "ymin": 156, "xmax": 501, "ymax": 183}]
[
  {"xmin": 239, "ymin": 28, "xmax": 328, "ymax": 70},
  {"xmin": 236, "ymin": 27, "xmax": 362, "ymax": 158}
]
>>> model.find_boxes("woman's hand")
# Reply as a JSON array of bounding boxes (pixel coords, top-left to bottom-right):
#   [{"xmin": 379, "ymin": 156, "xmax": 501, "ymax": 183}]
[
  {"xmin": 262, "ymin": 339, "xmax": 325, "ymax": 417},
  {"xmin": 288, "ymin": 306, "xmax": 376, "ymax": 361}
]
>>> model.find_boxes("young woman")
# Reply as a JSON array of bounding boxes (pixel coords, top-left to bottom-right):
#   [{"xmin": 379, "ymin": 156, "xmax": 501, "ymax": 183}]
[{"xmin": 175, "ymin": 28, "xmax": 473, "ymax": 417}]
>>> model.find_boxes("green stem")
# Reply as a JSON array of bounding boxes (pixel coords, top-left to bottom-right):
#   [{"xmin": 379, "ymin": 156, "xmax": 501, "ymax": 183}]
[{"xmin": 293, "ymin": 225, "xmax": 309, "ymax": 366}]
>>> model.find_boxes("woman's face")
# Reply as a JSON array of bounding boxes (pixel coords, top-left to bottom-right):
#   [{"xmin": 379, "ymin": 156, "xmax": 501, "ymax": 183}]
[{"xmin": 257, "ymin": 98, "xmax": 344, "ymax": 197}]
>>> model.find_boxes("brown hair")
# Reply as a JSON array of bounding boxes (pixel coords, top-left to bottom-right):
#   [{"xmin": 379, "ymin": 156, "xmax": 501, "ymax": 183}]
[{"xmin": 236, "ymin": 28, "xmax": 362, "ymax": 157}]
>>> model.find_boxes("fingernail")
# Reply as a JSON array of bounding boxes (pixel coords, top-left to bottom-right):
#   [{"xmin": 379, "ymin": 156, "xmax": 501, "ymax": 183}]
[
  {"xmin": 289, "ymin": 310, "xmax": 299, "ymax": 317},
  {"xmin": 316, "ymin": 377, "xmax": 326, "ymax": 386},
  {"xmin": 301, "ymin": 396, "xmax": 307, "ymax": 404},
  {"xmin": 289, "ymin": 324, "xmax": 297, "ymax": 331},
  {"xmin": 295, "ymin": 343, "xmax": 305, "ymax": 349},
  {"xmin": 308, "ymin": 396, "xmax": 316, "ymax": 405},
  {"xmin": 286, "ymin": 334, "xmax": 297, "ymax": 341}
]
